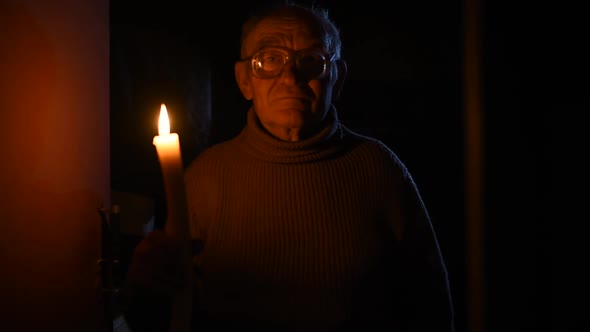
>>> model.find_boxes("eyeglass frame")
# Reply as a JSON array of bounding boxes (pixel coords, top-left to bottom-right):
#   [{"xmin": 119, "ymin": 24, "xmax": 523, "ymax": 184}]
[{"xmin": 240, "ymin": 46, "xmax": 337, "ymax": 80}]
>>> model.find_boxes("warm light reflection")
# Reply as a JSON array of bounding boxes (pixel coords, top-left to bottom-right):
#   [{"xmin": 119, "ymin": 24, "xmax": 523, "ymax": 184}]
[{"xmin": 158, "ymin": 103, "xmax": 170, "ymax": 135}]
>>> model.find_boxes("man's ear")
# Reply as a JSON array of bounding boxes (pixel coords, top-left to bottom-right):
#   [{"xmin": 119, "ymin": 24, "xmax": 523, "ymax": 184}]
[
  {"xmin": 332, "ymin": 59, "xmax": 347, "ymax": 100},
  {"xmin": 235, "ymin": 61, "xmax": 253, "ymax": 100}
]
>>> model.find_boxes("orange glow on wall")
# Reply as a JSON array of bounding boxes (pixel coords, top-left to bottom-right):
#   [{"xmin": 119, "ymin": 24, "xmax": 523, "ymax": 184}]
[{"xmin": 0, "ymin": 0, "xmax": 109, "ymax": 331}]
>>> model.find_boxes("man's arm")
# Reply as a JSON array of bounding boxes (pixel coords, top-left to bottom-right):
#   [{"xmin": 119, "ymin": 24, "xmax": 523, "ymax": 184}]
[
  {"xmin": 120, "ymin": 230, "xmax": 187, "ymax": 332},
  {"xmin": 391, "ymin": 172, "xmax": 456, "ymax": 332}
]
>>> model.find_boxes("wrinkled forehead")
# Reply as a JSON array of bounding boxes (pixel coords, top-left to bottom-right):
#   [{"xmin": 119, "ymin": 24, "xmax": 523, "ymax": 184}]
[{"xmin": 243, "ymin": 10, "xmax": 328, "ymax": 56}]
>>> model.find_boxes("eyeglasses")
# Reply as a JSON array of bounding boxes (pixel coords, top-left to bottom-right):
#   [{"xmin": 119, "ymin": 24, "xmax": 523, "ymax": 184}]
[{"xmin": 241, "ymin": 47, "xmax": 336, "ymax": 80}]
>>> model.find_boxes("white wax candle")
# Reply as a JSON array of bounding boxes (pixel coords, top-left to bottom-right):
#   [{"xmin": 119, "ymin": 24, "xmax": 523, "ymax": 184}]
[
  {"xmin": 152, "ymin": 103, "xmax": 191, "ymax": 332},
  {"xmin": 152, "ymin": 104, "xmax": 188, "ymax": 237}
]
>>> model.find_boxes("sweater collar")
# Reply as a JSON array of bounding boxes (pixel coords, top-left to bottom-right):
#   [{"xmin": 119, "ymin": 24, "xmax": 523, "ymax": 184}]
[{"xmin": 237, "ymin": 106, "xmax": 345, "ymax": 163}]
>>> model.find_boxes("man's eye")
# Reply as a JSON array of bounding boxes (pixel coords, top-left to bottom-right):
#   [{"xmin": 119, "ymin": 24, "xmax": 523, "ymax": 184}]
[{"xmin": 262, "ymin": 53, "xmax": 283, "ymax": 63}]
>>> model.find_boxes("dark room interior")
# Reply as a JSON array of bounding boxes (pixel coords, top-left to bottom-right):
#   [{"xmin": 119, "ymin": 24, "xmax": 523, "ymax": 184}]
[
  {"xmin": 110, "ymin": 1, "xmax": 468, "ymax": 329},
  {"xmin": 1, "ymin": 0, "xmax": 569, "ymax": 330},
  {"xmin": 107, "ymin": 1, "xmax": 560, "ymax": 331}
]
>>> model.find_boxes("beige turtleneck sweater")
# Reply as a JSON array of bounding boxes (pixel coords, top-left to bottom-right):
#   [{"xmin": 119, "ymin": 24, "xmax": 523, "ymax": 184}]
[{"xmin": 183, "ymin": 107, "xmax": 454, "ymax": 331}]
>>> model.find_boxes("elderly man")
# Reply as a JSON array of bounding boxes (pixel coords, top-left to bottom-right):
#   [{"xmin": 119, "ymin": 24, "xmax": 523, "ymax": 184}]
[{"xmin": 124, "ymin": 3, "xmax": 455, "ymax": 332}]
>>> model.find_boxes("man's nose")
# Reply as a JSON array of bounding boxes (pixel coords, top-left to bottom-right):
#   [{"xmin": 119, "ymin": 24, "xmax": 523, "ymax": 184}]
[
  {"xmin": 278, "ymin": 60, "xmax": 298, "ymax": 81},
  {"xmin": 280, "ymin": 60, "xmax": 307, "ymax": 83}
]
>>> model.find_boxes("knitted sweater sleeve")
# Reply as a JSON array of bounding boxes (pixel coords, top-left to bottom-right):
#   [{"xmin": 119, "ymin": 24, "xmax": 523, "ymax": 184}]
[{"xmin": 388, "ymin": 156, "xmax": 456, "ymax": 332}]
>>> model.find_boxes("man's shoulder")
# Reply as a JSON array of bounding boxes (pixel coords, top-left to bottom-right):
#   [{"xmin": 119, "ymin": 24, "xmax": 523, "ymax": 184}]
[
  {"xmin": 342, "ymin": 127, "xmax": 412, "ymax": 182},
  {"xmin": 343, "ymin": 127, "xmax": 402, "ymax": 162}
]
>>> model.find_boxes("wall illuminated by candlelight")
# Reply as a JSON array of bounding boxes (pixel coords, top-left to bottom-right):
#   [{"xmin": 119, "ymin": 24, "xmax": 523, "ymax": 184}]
[{"xmin": 0, "ymin": 0, "xmax": 109, "ymax": 331}]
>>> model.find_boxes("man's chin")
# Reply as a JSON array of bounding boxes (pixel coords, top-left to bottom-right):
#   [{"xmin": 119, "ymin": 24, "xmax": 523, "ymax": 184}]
[{"xmin": 275, "ymin": 110, "xmax": 306, "ymax": 128}]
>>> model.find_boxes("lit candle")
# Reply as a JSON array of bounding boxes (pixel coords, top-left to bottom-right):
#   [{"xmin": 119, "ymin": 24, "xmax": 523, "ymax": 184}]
[
  {"xmin": 153, "ymin": 103, "xmax": 189, "ymax": 238},
  {"xmin": 152, "ymin": 103, "xmax": 192, "ymax": 332}
]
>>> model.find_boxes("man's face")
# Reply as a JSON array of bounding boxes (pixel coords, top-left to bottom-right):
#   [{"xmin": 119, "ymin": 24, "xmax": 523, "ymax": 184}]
[{"xmin": 236, "ymin": 13, "xmax": 337, "ymax": 140}]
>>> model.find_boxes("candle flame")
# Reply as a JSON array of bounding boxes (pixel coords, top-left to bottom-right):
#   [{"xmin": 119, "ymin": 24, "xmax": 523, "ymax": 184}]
[{"xmin": 158, "ymin": 104, "xmax": 170, "ymax": 135}]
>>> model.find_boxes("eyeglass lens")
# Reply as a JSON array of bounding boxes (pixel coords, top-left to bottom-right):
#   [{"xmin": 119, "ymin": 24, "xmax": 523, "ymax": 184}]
[{"xmin": 253, "ymin": 49, "xmax": 327, "ymax": 79}]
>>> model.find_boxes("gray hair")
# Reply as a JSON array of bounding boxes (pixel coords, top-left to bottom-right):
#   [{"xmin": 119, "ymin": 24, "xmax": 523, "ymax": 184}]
[{"xmin": 239, "ymin": 1, "xmax": 342, "ymax": 60}]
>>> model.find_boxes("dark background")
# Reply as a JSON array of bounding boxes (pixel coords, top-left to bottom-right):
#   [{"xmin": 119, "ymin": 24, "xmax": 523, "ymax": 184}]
[{"xmin": 110, "ymin": 0, "xmax": 568, "ymax": 331}]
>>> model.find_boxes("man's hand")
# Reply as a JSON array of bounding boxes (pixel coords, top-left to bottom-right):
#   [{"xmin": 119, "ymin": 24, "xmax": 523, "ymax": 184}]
[{"xmin": 126, "ymin": 230, "xmax": 188, "ymax": 298}]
